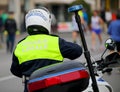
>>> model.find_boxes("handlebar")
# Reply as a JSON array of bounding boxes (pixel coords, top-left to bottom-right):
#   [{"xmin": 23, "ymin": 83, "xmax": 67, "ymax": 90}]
[{"xmin": 89, "ymin": 57, "xmax": 119, "ymax": 75}]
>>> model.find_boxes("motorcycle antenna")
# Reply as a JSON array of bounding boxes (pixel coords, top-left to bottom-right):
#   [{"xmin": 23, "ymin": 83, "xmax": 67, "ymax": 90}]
[{"xmin": 68, "ymin": 5, "xmax": 99, "ymax": 92}]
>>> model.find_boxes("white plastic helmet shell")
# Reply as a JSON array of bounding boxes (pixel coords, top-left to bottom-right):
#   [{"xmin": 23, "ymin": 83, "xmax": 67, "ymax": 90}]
[{"xmin": 25, "ymin": 7, "xmax": 51, "ymax": 33}]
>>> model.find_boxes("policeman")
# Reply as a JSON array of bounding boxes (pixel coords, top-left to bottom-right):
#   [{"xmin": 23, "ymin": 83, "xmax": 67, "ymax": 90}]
[{"xmin": 10, "ymin": 7, "xmax": 83, "ymax": 92}]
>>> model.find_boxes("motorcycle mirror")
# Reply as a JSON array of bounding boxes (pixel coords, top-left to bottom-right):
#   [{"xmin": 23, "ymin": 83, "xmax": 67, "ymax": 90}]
[
  {"xmin": 100, "ymin": 38, "xmax": 115, "ymax": 59},
  {"xmin": 105, "ymin": 38, "xmax": 115, "ymax": 50}
]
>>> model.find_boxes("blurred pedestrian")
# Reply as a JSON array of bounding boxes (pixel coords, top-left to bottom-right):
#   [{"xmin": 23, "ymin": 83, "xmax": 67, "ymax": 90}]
[
  {"xmin": 71, "ymin": 13, "xmax": 79, "ymax": 43},
  {"xmin": 90, "ymin": 10, "xmax": 104, "ymax": 51},
  {"xmin": 111, "ymin": 11, "xmax": 117, "ymax": 21},
  {"xmin": 0, "ymin": 10, "xmax": 3, "ymax": 48},
  {"xmin": 78, "ymin": 10, "xmax": 85, "ymax": 32},
  {"xmin": 71, "ymin": 10, "xmax": 85, "ymax": 43},
  {"xmin": 51, "ymin": 13, "xmax": 57, "ymax": 34},
  {"xmin": 83, "ymin": 9, "xmax": 89, "ymax": 33},
  {"xmin": 107, "ymin": 10, "xmax": 120, "ymax": 73},
  {"xmin": 1, "ymin": 10, "xmax": 8, "ymax": 42},
  {"xmin": 100, "ymin": 9, "xmax": 106, "ymax": 22},
  {"xmin": 100, "ymin": 9, "xmax": 108, "ymax": 33},
  {"xmin": 105, "ymin": 9, "xmax": 112, "ymax": 28},
  {"xmin": 4, "ymin": 12, "xmax": 17, "ymax": 53},
  {"xmin": 108, "ymin": 10, "xmax": 120, "ymax": 54}
]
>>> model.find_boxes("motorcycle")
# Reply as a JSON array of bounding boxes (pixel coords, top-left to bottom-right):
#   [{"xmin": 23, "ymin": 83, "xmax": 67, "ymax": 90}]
[
  {"xmin": 27, "ymin": 61, "xmax": 90, "ymax": 92},
  {"xmin": 27, "ymin": 5, "xmax": 120, "ymax": 92},
  {"xmin": 83, "ymin": 38, "xmax": 119, "ymax": 92},
  {"xmin": 27, "ymin": 38, "xmax": 119, "ymax": 92}
]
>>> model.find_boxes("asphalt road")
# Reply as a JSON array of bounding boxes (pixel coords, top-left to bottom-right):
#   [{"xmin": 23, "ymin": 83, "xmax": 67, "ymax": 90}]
[{"xmin": 0, "ymin": 32, "xmax": 120, "ymax": 92}]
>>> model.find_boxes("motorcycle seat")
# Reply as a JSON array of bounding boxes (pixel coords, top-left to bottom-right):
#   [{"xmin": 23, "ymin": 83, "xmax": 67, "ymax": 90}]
[{"xmin": 28, "ymin": 61, "xmax": 89, "ymax": 92}]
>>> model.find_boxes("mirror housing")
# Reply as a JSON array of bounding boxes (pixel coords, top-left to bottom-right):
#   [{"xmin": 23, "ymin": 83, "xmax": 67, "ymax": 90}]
[{"xmin": 105, "ymin": 38, "xmax": 116, "ymax": 50}]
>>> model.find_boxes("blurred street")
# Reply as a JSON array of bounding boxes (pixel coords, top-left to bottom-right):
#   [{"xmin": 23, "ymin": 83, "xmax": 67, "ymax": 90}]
[
  {"xmin": 0, "ymin": 0, "xmax": 120, "ymax": 92},
  {"xmin": 0, "ymin": 32, "xmax": 120, "ymax": 92}
]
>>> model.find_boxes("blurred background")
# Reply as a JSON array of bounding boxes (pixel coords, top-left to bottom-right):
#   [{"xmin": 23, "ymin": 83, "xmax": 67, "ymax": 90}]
[
  {"xmin": 0, "ymin": 0, "xmax": 120, "ymax": 92},
  {"xmin": 0, "ymin": 0, "xmax": 119, "ymax": 33}
]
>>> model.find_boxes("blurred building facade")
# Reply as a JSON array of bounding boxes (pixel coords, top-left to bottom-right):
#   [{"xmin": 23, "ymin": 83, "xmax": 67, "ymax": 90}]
[
  {"xmin": 0, "ymin": 0, "xmax": 120, "ymax": 30},
  {"xmin": 85, "ymin": 0, "xmax": 120, "ymax": 11}
]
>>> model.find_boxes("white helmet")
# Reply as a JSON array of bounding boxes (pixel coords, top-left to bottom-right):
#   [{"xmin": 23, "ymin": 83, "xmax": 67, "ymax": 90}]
[{"xmin": 25, "ymin": 7, "xmax": 51, "ymax": 33}]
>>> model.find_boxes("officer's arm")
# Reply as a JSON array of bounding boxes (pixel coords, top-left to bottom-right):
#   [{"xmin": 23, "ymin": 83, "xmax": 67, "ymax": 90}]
[
  {"xmin": 59, "ymin": 38, "xmax": 83, "ymax": 60},
  {"xmin": 10, "ymin": 53, "xmax": 22, "ymax": 78}
]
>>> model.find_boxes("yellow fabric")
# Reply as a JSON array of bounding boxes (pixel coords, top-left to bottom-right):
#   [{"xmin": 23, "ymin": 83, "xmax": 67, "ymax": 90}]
[
  {"xmin": 78, "ymin": 10, "xmax": 83, "ymax": 18},
  {"xmin": 14, "ymin": 35, "xmax": 63, "ymax": 64}
]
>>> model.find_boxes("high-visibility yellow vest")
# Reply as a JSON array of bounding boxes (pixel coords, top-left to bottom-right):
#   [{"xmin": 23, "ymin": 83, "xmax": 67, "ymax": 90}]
[{"xmin": 14, "ymin": 34, "xmax": 63, "ymax": 64}]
